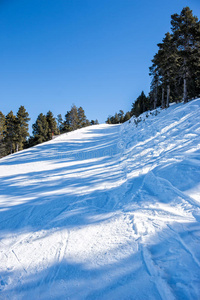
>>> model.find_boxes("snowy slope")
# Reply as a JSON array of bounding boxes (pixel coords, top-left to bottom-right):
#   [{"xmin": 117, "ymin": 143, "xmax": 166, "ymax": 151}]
[{"xmin": 0, "ymin": 99, "xmax": 200, "ymax": 300}]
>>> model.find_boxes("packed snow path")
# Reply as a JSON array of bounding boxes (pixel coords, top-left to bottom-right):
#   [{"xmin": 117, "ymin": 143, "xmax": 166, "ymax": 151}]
[{"xmin": 0, "ymin": 99, "xmax": 200, "ymax": 299}]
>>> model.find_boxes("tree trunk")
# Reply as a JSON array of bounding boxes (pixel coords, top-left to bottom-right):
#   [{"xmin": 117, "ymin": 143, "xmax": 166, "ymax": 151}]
[
  {"xmin": 154, "ymin": 84, "xmax": 158, "ymax": 110},
  {"xmin": 166, "ymin": 84, "xmax": 170, "ymax": 108},
  {"xmin": 161, "ymin": 86, "xmax": 165, "ymax": 109},
  {"xmin": 183, "ymin": 77, "xmax": 188, "ymax": 103}
]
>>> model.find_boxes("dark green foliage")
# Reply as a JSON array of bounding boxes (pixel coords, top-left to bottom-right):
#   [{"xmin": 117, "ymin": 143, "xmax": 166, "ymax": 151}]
[
  {"xmin": 171, "ymin": 7, "xmax": 200, "ymax": 102},
  {"xmin": 1, "ymin": 107, "xmax": 30, "ymax": 156},
  {"xmin": 63, "ymin": 105, "xmax": 90, "ymax": 132},
  {"xmin": 150, "ymin": 6, "xmax": 200, "ymax": 108},
  {"xmin": 0, "ymin": 111, "xmax": 6, "ymax": 158},
  {"xmin": 4, "ymin": 111, "xmax": 17, "ymax": 154},
  {"xmin": 131, "ymin": 91, "xmax": 149, "ymax": 117},
  {"xmin": 78, "ymin": 106, "xmax": 89, "ymax": 128},
  {"xmin": 0, "ymin": 103, "xmax": 97, "ymax": 157},
  {"xmin": 57, "ymin": 114, "xmax": 64, "ymax": 132},
  {"xmin": 123, "ymin": 112, "xmax": 131, "ymax": 122},
  {"xmin": 68, "ymin": 105, "xmax": 79, "ymax": 131},
  {"xmin": 106, "ymin": 110, "xmax": 131, "ymax": 124},
  {"xmin": 32, "ymin": 113, "xmax": 49, "ymax": 145},
  {"xmin": 15, "ymin": 106, "xmax": 30, "ymax": 151},
  {"xmin": 46, "ymin": 111, "xmax": 59, "ymax": 139},
  {"xmin": 90, "ymin": 119, "xmax": 99, "ymax": 125}
]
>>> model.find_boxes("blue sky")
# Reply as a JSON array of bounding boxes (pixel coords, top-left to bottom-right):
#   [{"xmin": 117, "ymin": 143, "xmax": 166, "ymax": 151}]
[{"xmin": 0, "ymin": 0, "xmax": 199, "ymax": 130}]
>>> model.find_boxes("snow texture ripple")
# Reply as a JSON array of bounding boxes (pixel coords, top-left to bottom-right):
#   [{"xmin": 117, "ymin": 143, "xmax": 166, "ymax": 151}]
[{"xmin": 0, "ymin": 99, "xmax": 200, "ymax": 299}]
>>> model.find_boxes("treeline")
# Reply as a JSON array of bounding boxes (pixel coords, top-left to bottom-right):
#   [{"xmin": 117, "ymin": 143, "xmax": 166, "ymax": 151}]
[
  {"xmin": 106, "ymin": 110, "xmax": 131, "ymax": 124},
  {"xmin": 0, "ymin": 106, "xmax": 30, "ymax": 158},
  {"xmin": 0, "ymin": 104, "xmax": 98, "ymax": 158},
  {"xmin": 107, "ymin": 7, "xmax": 200, "ymax": 124},
  {"xmin": 29, "ymin": 104, "xmax": 98, "ymax": 147}
]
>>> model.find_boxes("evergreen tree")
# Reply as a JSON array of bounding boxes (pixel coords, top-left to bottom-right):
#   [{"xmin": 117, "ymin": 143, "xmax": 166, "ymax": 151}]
[
  {"xmin": 46, "ymin": 110, "xmax": 59, "ymax": 139},
  {"xmin": 106, "ymin": 117, "xmax": 112, "ymax": 124},
  {"xmin": 57, "ymin": 114, "xmax": 64, "ymax": 133},
  {"xmin": 77, "ymin": 106, "xmax": 88, "ymax": 128},
  {"xmin": 114, "ymin": 113, "xmax": 120, "ymax": 124},
  {"xmin": 156, "ymin": 33, "xmax": 178, "ymax": 108},
  {"xmin": 5, "ymin": 111, "xmax": 17, "ymax": 154},
  {"xmin": 63, "ymin": 105, "xmax": 91, "ymax": 132},
  {"xmin": 32, "ymin": 113, "xmax": 49, "ymax": 144},
  {"xmin": 15, "ymin": 106, "xmax": 30, "ymax": 151},
  {"xmin": 118, "ymin": 110, "xmax": 124, "ymax": 123},
  {"xmin": 171, "ymin": 7, "xmax": 200, "ymax": 102},
  {"xmin": 123, "ymin": 112, "xmax": 131, "ymax": 122},
  {"xmin": 131, "ymin": 92, "xmax": 148, "ymax": 117},
  {"xmin": 85, "ymin": 119, "xmax": 91, "ymax": 127},
  {"xmin": 70, "ymin": 105, "xmax": 79, "ymax": 130},
  {"xmin": 149, "ymin": 63, "xmax": 160, "ymax": 110},
  {"xmin": 0, "ymin": 111, "xmax": 6, "ymax": 157},
  {"xmin": 63, "ymin": 111, "xmax": 72, "ymax": 132},
  {"xmin": 94, "ymin": 119, "xmax": 99, "ymax": 125}
]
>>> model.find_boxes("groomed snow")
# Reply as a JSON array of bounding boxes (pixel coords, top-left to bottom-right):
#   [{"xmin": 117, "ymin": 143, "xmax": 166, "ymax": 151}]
[{"xmin": 0, "ymin": 99, "xmax": 200, "ymax": 299}]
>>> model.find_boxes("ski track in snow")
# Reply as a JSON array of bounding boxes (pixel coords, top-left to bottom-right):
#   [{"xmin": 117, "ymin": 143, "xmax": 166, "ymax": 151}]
[{"xmin": 0, "ymin": 99, "xmax": 200, "ymax": 299}]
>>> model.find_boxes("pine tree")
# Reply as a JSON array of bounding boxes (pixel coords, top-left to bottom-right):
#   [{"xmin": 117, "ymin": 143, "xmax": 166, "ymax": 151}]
[
  {"xmin": 123, "ymin": 112, "xmax": 131, "ymax": 122},
  {"xmin": 77, "ymin": 107, "xmax": 88, "ymax": 128},
  {"xmin": 171, "ymin": 7, "xmax": 200, "ymax": 102},
  {"xmin": 63, "ymin": 111, "xmax": 72, "ymax": 132},
  {"xmin": 106, "ymin": 117, "xmax": 112, "ymax": 124},
  {"xmin": 32, "ymin": 113, "xmax": 49, "ymax": 144},
  {"xmin": 131, "ymin": 91, "xmax": 148, "ymax": 117},
  {"xmin": 15, "ymin": 106, "xmax": 30, "ymax": 151},
  {"xmin": 57, "ymin": 114, "xmax": 64, "ymax": 133},
  {"xmin": 63, "ymin": 105, "xmax": 90, "ymax": 132},
  {"xmin": 118, "ymin": 110, "xmax": 124, "ymax": 123},
  {"xmin": 0, "ymin": 111, "xmax": 6, "ymax": 157},
  {"xmin": 149, "ymin": 61, "xmax": 161, "ymax": 110},
  {"xmin": 70, "ymin": 105, "xmax": 79, "ymax": 130},
  {"xmin": 156, "ymin": 33, "xmax": 178, "ymax": 107},
  {"xmin": 5, "ymin": 111, "xmax": 17, "ymax": 154},
  {"xmin": 46, "ymin": 111, "xmax": 59, "ymax": 139}
]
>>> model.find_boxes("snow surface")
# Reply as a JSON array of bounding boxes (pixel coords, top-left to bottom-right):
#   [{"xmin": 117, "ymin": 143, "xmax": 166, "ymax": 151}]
[{"xmin": 0, "ymin": 99, "xmax": 200, "ymax": 300}]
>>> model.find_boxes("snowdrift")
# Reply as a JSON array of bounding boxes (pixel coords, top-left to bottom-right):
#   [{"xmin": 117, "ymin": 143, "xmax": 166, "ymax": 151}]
[{"xmin": 0, "ymin": 99, "xmax": 200, "ymax": 299}]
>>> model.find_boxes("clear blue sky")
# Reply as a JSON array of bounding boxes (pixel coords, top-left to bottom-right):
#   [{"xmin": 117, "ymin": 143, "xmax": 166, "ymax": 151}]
[{"xmin": 0, "ymin": 0, "xmax": 199, "ymax": 131}]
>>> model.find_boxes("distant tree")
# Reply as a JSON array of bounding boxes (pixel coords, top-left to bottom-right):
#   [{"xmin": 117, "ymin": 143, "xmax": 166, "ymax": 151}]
[
  {"xmin": 118, "ymin": 110, "xmax": 124, "ymax": 123},
  {"xmin": 15, "ymin": 106, "xmax": 30, "ymax": 151},
  {"xmin": 123, "ymin": 112, "xmax": 131, "ymax": 122},
  {"xmin": 4, "ymin": 111, "xmax": 17, "ymax": 154},
  {"xmin": 57, "ymin": 114, "xmax": 64, "ymax": 133},
  {"xmin": 131, "ymin": 91, "xmax": 148, "ymax": 117},
  {"xmin": 106, "ymin": 117, "xmax": 112, "ymax": 124},
  {"xmin": 63, "ymin": 111, "xmax": 72, "ymax": 132},
  {"xmin": 114, "ymin": 113, "xmax": 120, "ymax": 124},
  {"xmin": 70, "ymin": 105, "xmax": 79, "ymax": 130},
  {"xmin": 0, "ymin": 111, "xmax": 6, "ymax": 157},
  {"xmin": 78, "ymin": 106, "xmax": 89, "ymax": 128},
  {"xmin": 63, "ymin": 105, "xmax": 91, "ymax": 132},
  {"xmin": 91, "ymin": 119, "xmax": 99, "ymax": 125},
  {"xmin": 46, "ymin": 110, "xmax": 59, "ymax": 139},
  {"xmin": 32, "ymin": 113, "xmax": 49, "ymax": 144}
]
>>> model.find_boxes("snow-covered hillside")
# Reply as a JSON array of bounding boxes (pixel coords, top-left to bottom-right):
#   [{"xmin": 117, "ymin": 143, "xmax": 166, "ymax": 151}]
[{"xmin": 0, "ymin": 99, "xmax": 200, "ymax": 300}]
